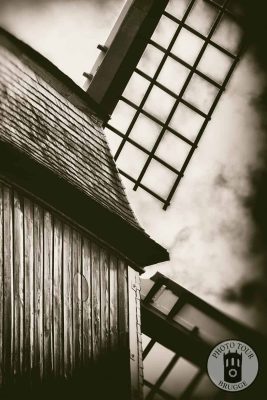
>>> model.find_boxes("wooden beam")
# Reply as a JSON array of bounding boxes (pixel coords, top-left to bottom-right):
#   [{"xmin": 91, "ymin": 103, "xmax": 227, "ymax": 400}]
[{"xmin": 85, "ymin": 0, "xmax": 168, "ymax": 115}]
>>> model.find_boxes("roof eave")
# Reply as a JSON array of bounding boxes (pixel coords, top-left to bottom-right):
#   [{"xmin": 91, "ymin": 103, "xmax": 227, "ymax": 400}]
[{"xmin": 0, "ymin": 140, "xmax": 169, "ymax": 268}]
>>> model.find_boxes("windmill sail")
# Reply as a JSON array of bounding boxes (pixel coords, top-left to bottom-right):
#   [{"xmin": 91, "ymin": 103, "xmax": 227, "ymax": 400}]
[
  {"xmin": 86, "ymin": 0, "xmax": 244, "ymax": 209},
  {"xmin": 140, "ymin": 273, "xmax": 265, "ymax": 399}
]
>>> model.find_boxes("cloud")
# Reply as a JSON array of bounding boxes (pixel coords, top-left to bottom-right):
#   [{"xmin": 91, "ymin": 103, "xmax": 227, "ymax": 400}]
[
  {"xmin": 221, "ymin": 1, "xmax": 267, "ymax": 319},
  {"xmin": 173, "ymin": 226, "xmax": 192, "ymax": 243},
  {"xmin": 238, "ymin": 0, "xmax": 267, "ymax": 249},
  {"xmin": 223, "ymin": 279, "xmax": 267, "ymax": 308}
]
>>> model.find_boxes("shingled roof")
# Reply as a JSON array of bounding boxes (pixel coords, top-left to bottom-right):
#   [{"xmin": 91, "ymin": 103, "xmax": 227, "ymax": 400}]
[{"xmin": 0, "ymin": 28, "xmax": 169, "ymax": 267}]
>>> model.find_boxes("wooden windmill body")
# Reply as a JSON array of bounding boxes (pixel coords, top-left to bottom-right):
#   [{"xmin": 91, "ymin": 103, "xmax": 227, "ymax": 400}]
[{"xmin": 0, "ymin": 26, "xmax": 168, "ymax": 400}]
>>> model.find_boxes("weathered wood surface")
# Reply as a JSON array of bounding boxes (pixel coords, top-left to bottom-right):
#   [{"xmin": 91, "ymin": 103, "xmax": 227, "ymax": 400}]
[
  {"xmin": 0, "ymin": 180, "xmax": 129, "ymax": 387},
  {"xmin": 0, "ymin": 42, "xmax": 141, "ymax": 233},
  {"xmin": 128, "ymin": 268, "xmax": 144, "ymax": 400}
]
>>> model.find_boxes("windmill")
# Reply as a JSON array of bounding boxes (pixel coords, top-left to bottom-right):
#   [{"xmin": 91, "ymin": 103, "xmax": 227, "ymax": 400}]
[
  {"xmin": 1, "ymin": 1, "xmax": 264, "ymax": 399},
  {"xmin": 85, "ymin": 0, "xmax": 244, "ymax": 209}
]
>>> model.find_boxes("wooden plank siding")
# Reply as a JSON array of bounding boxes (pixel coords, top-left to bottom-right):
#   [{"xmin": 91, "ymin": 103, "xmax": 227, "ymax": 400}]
[
  {"xmin": 0, "ymin": 179, "xmax": 131, "ymax": 395},
  {"xmin": 3, "ymin": 184, "xmax": 13, "ymax": 385},
  {"xmin": 0, "ymin": 183, "xmax": 3, "ymax": 386}
]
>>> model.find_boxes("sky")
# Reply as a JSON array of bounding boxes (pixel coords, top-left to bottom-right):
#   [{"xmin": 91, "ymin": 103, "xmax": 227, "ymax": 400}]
[{"xmin": 1, "ymin": 0, "xmax": 267, "ymax": 334}]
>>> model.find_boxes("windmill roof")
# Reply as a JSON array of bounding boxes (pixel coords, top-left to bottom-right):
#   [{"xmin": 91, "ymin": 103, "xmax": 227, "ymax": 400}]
[{"xmin": 0, "ymin": 28, "xmax": 169, "ymax": 267}]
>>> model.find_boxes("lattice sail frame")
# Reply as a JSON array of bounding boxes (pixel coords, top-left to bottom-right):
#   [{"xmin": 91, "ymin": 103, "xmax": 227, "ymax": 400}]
[
  {"xmin": 105, "ymin": 0, "xmax": 244, "ymax": 209},
  {"xmin": 140, "ymin": 273, "xmax": 264, "ymax": 400}
]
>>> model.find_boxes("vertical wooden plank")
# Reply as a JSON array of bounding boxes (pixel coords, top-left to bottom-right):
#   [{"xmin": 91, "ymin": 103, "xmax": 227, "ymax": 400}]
[
  {"xmin": 128, "ymin": 266, "xmax": 140, "ymax": 400},
  {"xmin": 24, "ymin": 197, "xmax": 34, "ymax": 378},
  {"xmin": 43, "ymin": 211, "xmax": 53, "ymax": 378},
  {"xmin": 3, "ymin": 185, "xmax": 13, "ymax": 384},
  {"xmin": 109, "ymin": 254, "xmax": 118, "ymax": 350},
  {"xmin": 0, "ymin": 183, "xmax": 3, "ymax": 386},
  {"xmin": 33, "ymin": 204, "xmax": 44, "ymax": 380},
  {"xmin": 117, "ymin": 259, "xmax": 129, "ymax": 349},
  {"xmin": 118, "ymin": 261, "xmax": 132, "ymax": 400},
  {"xmin": 72, "ymin": 230, "xmax": 82, "ymax": 369},
  {"xmin": 63, "ymin": 224, "xmax": 73, "ymax": 378},
  {"xmin": 81, "ymin": 237, "xmax": 91, "ymax": 366},
  {"xmin": 91, "ymin": 241, "xmax": 101, "ymax": 360},
  {"xmin": 100, "ymin": 247, "xmax": 109, "ymax": 353},
  {"xmin": 53, "ymin": 218, "xmax": 63, "ymax": 377},
  {"xmin": 13, "ymin": 191, "xmax": 24, "ymax": 378},
  {"xmin": 135, "ymin": 274, "xmax": 143, "ymax": 399}
]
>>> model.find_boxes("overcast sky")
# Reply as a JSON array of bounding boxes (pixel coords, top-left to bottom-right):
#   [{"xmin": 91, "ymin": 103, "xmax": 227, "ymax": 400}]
[{"xmin": 1, "ymin": 0, "xmax": 266, "ymax": 334}]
